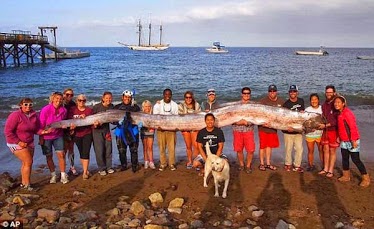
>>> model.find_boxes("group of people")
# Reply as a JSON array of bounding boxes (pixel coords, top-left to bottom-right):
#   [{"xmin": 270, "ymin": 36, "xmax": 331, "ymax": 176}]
[
  {"xmin": 4, "ymin": 84, "xmax": 370, "ymax": 191},
  {"xmin": 223, "ymin": 84, "xmax": 370, "ymax": 188}
]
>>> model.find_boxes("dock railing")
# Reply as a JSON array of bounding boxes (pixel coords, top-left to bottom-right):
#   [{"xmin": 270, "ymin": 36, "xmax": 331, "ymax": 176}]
[{"xmin": 0, "ymin": 32, "xmax": 48, "ymax": 44}]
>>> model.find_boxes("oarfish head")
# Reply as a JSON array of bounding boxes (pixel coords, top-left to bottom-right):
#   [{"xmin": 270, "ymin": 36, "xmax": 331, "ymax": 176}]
[{"xmin": 303, "ymin": 114, "xmax": 323, "ymax": 133}]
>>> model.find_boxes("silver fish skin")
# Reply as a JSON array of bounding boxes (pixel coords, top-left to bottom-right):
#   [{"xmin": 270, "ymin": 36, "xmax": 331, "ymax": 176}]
[
  {"xmin": 47, "ymin": 110, "xmax": 127, "ymax": 129},
  {"xmin": 48, "ymin": 102, "xmax": 322, "ymax": 133}
]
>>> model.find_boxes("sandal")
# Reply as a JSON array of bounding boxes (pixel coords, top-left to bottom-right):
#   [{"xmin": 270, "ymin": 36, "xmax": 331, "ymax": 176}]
[
  {"xmin": 259, "ymin": 164, "xmax": 266, "ymax": 171},
  {"xmin": 186, "ymin": 163, "xmax": 193, "ymax": 169},
  {"xmin": 318, "ymin": 170, "xmax": 327, "ymax": 175},
  {"xmin": 245, "ymin": 167, "xmax": 252, "ymax": 174},
  {"xmin": 238, "ymin": 166, "xmax": 244, "ymax": 171},
  {"xmin": 326, "ymin": 172, "xmax": 334, "ymax": 178},
  {"xmin": 265, "ymin": 164, "xmax": 277, "ymax": 171}
]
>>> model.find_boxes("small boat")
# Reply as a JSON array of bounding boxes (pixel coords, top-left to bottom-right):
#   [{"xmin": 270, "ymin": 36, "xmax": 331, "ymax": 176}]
[
  {"xmin": 206, "ymin": 42, "xmax": 228, "ymax": 53},
  {"xmin": 295, "ymin": 46, "xmax": 328, "ymax": 56},
  {"xmin": 45, "ymin": 50, "xmax": 90, "ymax": 59},
  {"xmin": 119, "ymin": 19, "xmax": 169, "ymax": 51},
  {"xmin": 357, "ymin": 56, "xmax": 374, "ymax": 60}
]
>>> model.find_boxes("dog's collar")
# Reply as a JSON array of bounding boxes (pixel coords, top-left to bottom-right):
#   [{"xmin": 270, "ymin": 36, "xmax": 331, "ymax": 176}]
[{"xmin": 215, "ymin": 163, "xmax": 225, "ymax": 172}]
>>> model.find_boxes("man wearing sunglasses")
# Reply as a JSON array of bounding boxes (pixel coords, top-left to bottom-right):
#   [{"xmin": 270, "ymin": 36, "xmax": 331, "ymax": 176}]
[
  {"xmin": 232, "ymin": 87, "xmax": 255, "ymax": 174},
  {"xmin": 258, "ymin": 84, "xmax": 285, "ymax": 171},
  {"xmin": 282, "ymin": 85, "xmax": 305, "ymax": 173},
  {"xmin": 201, "ymin": 89, "xmax": 220, "ymax": 112},
  {"xmin": 153, "ymin": 88, "xmax": 179, "ymax": 171}
]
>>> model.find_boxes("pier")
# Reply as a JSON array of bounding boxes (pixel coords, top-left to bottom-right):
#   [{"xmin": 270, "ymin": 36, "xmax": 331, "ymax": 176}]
[
  {"xmin": 0, "ymin": 27, "xmax": 68, "ymax": 68},
  {"xmin": 0, "ymin": 30, "xmax": 48, "ymax": 67}
]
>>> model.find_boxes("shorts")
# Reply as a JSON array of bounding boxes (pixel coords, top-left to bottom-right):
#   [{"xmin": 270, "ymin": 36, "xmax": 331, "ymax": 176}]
[
  {"xmin": 321, "ymin": 130, "xmax": 339, "ymax": 148},
  {"xmin": 259, "ymin": 131, "xmax": 279, "ymax": 149},
  {"xmin": 7, "ymin": 143, "xmax": 34, "ymax": 153},
  {"xmin": 141, "ymin": 133, "xmax": 155, "ymax": 140},
  {"xmin": 233, "ymin": 131, "xmax": 255, "ymax": 153},
  {"xmin": 194, "ymin": 154, "xmax": 228, "ymax": 165},
  {"xmin": 42, "ymin": 137, "xmax": 64, "ymax": 156},
  {"xmin": 305, "ymin": 136, "xmax": 321, "ymax": 143},
  {"xmin": 7, "ymin": 143, "xmax": 24, "ymax": 153},
  {"xmin": 74, "ymin": 134, "xmax": 93, "ymax": 159}
]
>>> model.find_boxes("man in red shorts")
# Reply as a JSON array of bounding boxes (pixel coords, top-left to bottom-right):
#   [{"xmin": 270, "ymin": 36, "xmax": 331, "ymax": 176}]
[
  {"xmin": 318, "ymin": 85, "xmax": 339, "ymax": 178},
  {"xmin": 232, "ymin": 87, "xmax": 255, "ymax": 174},
  {"xmin": 258, "ymin": 85, "xmax": 285, "ymax": 171}
]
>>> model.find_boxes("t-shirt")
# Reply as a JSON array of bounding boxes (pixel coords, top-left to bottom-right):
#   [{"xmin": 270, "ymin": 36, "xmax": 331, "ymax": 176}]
[
  {"xmin": 282, "ymin": 98, "xmax": 305, "ymax": 134},
  {"xmin": 92, "ymin": 103, "xmax": 114, "ymax": 132},
  {"xmin": 196, "ymin": 127, "xmax": 225, "ymax": 155},
  {"xmin": 258, "ymin": 96, "xmax": 285, "ymax": 133},
  {"xmin": 305, "ymin": 106, "xmax": 323, "ymax": 138},
  {"xmin": 68, "ymin": 106, "xmax": 93, "ymax": 137}
]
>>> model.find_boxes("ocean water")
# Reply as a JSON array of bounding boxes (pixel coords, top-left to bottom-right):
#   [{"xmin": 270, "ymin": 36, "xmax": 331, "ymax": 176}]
[{"xmin": 1, "ymin": 47, "xmax": 374, "ymax": 174}]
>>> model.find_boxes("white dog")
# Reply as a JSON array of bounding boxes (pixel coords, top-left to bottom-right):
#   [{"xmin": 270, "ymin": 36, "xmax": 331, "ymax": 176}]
[{"xmin": 203, "ymin": 142, "xmax": 230, "ymax": 198}]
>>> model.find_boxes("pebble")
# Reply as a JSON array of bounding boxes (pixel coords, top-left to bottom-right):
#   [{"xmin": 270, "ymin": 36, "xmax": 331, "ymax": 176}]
[{"xmin": 252, "ymin": 210, "xmax": 264, "ymax": 218}]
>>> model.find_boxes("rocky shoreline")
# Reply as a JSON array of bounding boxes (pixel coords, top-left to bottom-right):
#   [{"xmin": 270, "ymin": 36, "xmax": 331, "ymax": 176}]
[{"xmin": 0, "ymin": 162, "xmax": 373, "ymax": 228}]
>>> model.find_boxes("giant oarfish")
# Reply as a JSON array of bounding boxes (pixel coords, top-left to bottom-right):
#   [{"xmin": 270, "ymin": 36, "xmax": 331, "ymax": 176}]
[{"xmin": 48, "ymin": 102, "xmax": 322, "ymax": 133}]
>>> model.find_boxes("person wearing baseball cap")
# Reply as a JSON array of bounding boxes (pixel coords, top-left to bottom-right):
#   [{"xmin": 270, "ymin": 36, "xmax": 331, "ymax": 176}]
[
  {"xmin": 201, "ymin": 88, "xmax": 220, "ymax": 112},
  {"xmin": 268, "ymin": 84, "xmax": 277, "ymax": 92},
  {"xmin": 282, "ymin": 85, "xmax": 305, "ymax": 173},
  {"xmin": 258, "ymin": 84, "xmax": 285, "ymax": 171}
]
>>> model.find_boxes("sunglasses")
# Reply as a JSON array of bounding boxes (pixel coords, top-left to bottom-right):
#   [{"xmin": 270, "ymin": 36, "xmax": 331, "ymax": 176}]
[
  {"xmin": 23, "ymin": 103, "xmax": 33, "ymax": 107},
  {"xmin": 289, "ymin": 90, "xmax": 298, "ymax": 93},
  {"xmin": 65, "ymin": 93, "xmax": 74, "ymax": 97},
  {"xmin": 242, "ymin": 92, "xmax": 251, "ymax": 95},
  {"xmin": 268, "ymin": 90, "xmax": 277, "ymax": 92},
  {"xmin": 185, "ymin": 96, "xmax": 192, "ymax": 99},
  {"xmin": 77, "ymin": 99, "xmax": 86, "ymax": 102}
]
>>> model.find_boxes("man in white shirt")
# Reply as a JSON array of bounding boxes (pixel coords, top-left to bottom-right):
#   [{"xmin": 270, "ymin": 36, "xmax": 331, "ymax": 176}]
[{"xmin": 153, "ymin": 88, "xmax": 179, "ymax": 171}]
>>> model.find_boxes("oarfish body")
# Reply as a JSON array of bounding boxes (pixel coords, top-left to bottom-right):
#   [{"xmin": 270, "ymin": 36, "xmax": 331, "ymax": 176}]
[{"xmin": 48, "ymin": 102, "xmax": 322, "ymax": 133}]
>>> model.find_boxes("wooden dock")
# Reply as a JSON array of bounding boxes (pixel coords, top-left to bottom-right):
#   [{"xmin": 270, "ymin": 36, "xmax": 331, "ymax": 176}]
[{"xmin": 0, "ymin": 30, "xmax": 49, "ymax": 67}]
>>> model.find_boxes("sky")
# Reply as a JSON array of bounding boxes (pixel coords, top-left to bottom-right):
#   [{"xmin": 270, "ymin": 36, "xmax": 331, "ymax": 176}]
[{"xmin": 1, "ymin": 0, "xmax": 373, "ymax": 47}]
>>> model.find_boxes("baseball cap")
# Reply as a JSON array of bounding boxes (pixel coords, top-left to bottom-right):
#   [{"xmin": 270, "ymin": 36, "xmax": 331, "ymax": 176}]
[
  {"xmin": 268, "ymin": 84, "xmax": 277, "ymax": 92},
  {"xmin": 289, "ymin": 85, "xmax": 298, "ymax": 92},
  {"xmin": 122, "ymin": 90, "xmax": 133, "ymax": 97},
  {"xmin": 207, "ymin": 88, "xmax": 216, "ymax": 96}
]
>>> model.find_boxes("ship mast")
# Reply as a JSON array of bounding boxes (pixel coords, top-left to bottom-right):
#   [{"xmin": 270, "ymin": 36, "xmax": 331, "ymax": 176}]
[
  {"xmin": 148, "ymin": 21, "xmax": 152, "ymax": 46},
  {"xmin": 137, "ymin": 19, "xmax": 142, "ymax": 46},
  {"xmin": 159, "ymin": 23, "xmax": 163, "ymax": 45}
]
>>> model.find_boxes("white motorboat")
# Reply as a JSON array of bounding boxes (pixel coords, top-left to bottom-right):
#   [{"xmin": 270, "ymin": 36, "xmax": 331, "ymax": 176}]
[
  {"xmin": 357, "ymin": 56, "xmax": 374, "ymax": 60},
  {"xmin": 119, "ymin": 19, "xmax": 169, "ymax": 51},
  {"xmin": 45, "ymin": 50, "xmax": 90, "ymax": 59},
  {"xmin": 206, "ymin": 42, "xmax": 228, "ymax": 53},
  {"xmin": 295, "ymin": 46, "xmax": 328, "ymax": 56}
]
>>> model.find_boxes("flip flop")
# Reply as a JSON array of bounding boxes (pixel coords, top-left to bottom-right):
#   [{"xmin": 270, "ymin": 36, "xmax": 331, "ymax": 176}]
[
  {"xmin": 186, "ymin": 163, "xmax": 193, "ymax": 169},
  {"xmin": 318, "ymin": 170, "xmax": 328, "ymax": 175},
  {"xmin": 265, "ymin": 164, "xmax": 277, "ymax": 171},
  {"xmin": 259, "ymin": 164, "xmax": 266, "ymax": 171}
]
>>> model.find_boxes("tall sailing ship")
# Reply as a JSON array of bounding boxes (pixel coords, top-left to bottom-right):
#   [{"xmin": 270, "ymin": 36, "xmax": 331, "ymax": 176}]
[{"xmin": 119, "ymin": 19, "xmax": 169, "ymax": 51}]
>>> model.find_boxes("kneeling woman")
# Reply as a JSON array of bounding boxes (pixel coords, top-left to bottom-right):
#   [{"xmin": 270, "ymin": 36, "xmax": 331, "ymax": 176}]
[
  {"xmin": 69, "ymin": 94, "xmax": 93, "ymax": 180},
  {"xmin": 193, "ymin": 113, "xmax": 226, "ymax": 175},
  {"xmin": 334, "ymin": 95, "xmax": 370, "ymax": 187},
  {"xmin": 4, "ymin": 98, "xmax": 42, "ymax": 190}
]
